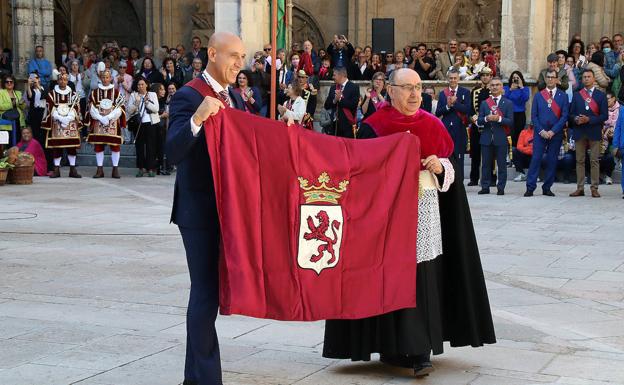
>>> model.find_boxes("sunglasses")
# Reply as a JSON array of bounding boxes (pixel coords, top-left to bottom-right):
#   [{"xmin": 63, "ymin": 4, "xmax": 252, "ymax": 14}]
[
  {"xmin": 5, "ymin": 80, "xmax": 14, "ymax": 84},
  {"xmin": 264, "ymin": 48, "xmax": 272, "ymax": 51}
]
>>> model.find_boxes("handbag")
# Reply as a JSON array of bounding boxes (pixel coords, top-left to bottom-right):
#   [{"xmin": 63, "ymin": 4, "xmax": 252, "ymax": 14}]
[
  {"xmin": 1, "ymin": 109, "xmax": 20, "ymax": 121},
  {"xmin": 127, "ymin": 114, "xmax": 140, "ymax": 133}
]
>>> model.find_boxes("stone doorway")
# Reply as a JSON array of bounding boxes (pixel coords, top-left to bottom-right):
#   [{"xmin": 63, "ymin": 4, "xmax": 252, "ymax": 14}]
[{"xmin": 68, "ymin": 0, "xmax": 145, "ymax": 52}]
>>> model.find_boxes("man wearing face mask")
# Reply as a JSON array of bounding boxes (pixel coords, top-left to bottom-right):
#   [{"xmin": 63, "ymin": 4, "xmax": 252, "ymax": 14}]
[{"xmin": 601, "ymin": 40, "xmax": 619, "ymax": 79}]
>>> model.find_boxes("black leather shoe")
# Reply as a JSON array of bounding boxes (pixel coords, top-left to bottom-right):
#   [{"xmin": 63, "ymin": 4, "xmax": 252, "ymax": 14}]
[
  {"xmin": 543, "ymin": 190, "xmax": 555, "ymax": 197},
  {"xmin": 497, "ymin": 189, "xmax": 504, "ymax": 195},
  {"xmin": 467, "ymin": 181, "xmax": 478, "ymax": 186},
  {"xmin": 478, "ymin": 188, "xmax": 490, "ymax": 194},
  {"xmin": 524, "ymin": 190, "xmax": 533, "ymax": 197},
  {"xmin": 413, "ymin": 353, "xmax": 434, "ymax": 377},
  {"xmin": 380, "ymin": 354, "xmax": 413, "ymax": 368}
]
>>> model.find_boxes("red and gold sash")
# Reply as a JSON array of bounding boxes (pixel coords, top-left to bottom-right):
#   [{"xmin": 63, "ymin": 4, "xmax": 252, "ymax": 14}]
[
  {"xmin": 540, "ymin": 89, "xmax": 562, "ymax": 118},
  {"xmin": 485, "ymin": 96, "xmax": 510, "ymax": 135},
  {"xmin": 579, "ymin": 88, "xmax": 599, "ymax": 115},
  {"xmin": 443, "ymin": 88, "xmax": 468, "ymax": 125}
]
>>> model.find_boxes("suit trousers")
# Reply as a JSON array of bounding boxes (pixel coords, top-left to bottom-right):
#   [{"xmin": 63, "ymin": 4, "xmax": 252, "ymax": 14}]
[
  {"xmin": 575, "ymin": 138, "xmax": 600, "ymax": 190},
  {"xmin": 179, "ymin": 226, "xmax": 222, "ymax": 385},
  {"xmin": 469, "ymin": 125, "xmax": 482, "ymax": 183},
  {"xmin": 527, "ymin": 135, "xmax": 562, "ymax": 192},
  {"xmin": 481, "ymin": 144, "xmax": 507, "ymax": 190}
]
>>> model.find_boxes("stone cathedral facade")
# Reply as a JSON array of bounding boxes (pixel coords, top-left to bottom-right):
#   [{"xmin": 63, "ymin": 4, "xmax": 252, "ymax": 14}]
[{"xmin": 2, "ymin": 0, "xmax": 624, "ymax": 79}]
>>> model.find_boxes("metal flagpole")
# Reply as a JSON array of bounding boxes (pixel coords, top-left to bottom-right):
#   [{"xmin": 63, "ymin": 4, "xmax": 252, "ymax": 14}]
[{"xmin": 270, "ymin": 0, "xmax": 278, "ymax": 120}]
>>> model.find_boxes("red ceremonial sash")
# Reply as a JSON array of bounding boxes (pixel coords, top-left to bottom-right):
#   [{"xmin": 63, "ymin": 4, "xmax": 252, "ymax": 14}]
[
  {"xmin": 336, "ymin": 84, "xmax": 357, "ymax": 126},
  {"xmin": 579, "ymin": 89, "xmax": 600, "ymax": 115},
  {"xmin": 187, "ymin": 77, "xmax": 233, "ymax": 108},
  {"xmin": 443, "ymin": 88, "xmax": 468, "ymax": 125},
  {"xmin": 540, "ymin": 89, "xmax": 562, "ymax": 118},
  {"xmin": 485, "ymin": 96, "xmax": 511, "ymax": 135}
]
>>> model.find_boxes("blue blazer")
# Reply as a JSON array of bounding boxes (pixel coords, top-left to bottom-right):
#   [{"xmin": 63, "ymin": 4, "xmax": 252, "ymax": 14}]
[
  {"xmin": 569, "ymin": 88, "xmax": 608, "ymax": 141},
  {"xmin": 165, "ymin": 84, "xmax": 245, "ymax": 229},
  {"xmin": 477, "ymin": 96, "xmax": 514, "ymax": 146},
  {"xmin": 436, "ymin": 86, "xmax": 471, "ymax": 151},
  {"xmin": 530, "ymin": 88, "xmax": 569, "ymax": 137},
  {"xmin": 612, "ymin": 105, "xmax": 624, "ymax": 150}
]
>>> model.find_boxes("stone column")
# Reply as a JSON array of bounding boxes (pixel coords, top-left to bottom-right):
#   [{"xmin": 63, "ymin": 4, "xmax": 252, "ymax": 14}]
[
  {"xmin": 13, "ymin": 0, "xmax": 55, "ymax": 78},
  {"xmin": 553, "ymin": 0, "xmax": 571, "ymax": 51},
  {"xmin": 500, "ymin": 0, "xmax": 554, "ymax": 80},
  {"xmin": 215, "ymin": 0, "xmax": 241, "ymax": 36}
]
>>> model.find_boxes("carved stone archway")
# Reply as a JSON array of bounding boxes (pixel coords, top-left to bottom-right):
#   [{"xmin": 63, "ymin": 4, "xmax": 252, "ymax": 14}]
[
  {"xmin": 72, "ymin": 0, "xmax": 145, "ymax": 51},
  {"xmin": 416, "ymin": 0, "xmax": 501, "ymax": 46},
  {"xmin": 292, "ymin": 4, "xmax": 325, "ymax": 50}
]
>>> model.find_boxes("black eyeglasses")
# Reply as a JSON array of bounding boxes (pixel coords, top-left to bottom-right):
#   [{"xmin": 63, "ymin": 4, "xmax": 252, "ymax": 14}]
[{"xmin": 264, "ymin": 48, "xmax": 272, "ymax": 52}]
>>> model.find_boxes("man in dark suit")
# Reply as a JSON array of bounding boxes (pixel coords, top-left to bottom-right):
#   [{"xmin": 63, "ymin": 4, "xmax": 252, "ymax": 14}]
[
  {"xmin": 468, "ymin": 67, "xmax": 493, "ymax": 186},
  {"xmin": 569, "ymin": 69, "xmax": 609, "ymax": 197},
  {"xmin": 420, "ymin": 91, "xmax": 433, "ymax": 113},
  {"xmin": 166, "ymin": 31, "xmax": 247, "ymax": 385},
  {"xmin": 525, "ymin": 69, "xmax": 569, "ymax": 197},
  {"xmin": 327, "ymin": 34, "xmax": 355, "ymax": 69},
  {"xmin": 324, "ymin": 66, "xmax": 360, "ymax": 138},
  {"xmin": 185, "ymin": 36, "xmax": 208, "ymax": 68},
  {"xmin": 477, "ymin": 76, "xmax": 514, "ymax": 195},
  {"xmin": 436, "ymin": 68, "xmax": 471, "ymax": 181}
]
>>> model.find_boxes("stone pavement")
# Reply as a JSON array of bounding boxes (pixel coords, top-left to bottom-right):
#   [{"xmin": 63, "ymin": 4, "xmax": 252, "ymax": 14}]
[{"xmin": 1, "ymin": 167, "xmax": 623, "ymax": 385}]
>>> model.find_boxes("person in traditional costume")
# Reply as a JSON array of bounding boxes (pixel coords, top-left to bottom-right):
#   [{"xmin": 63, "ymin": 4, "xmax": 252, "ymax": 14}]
[
  {"xmin": 86, "ymin": 69, "xmax": 126, "ymax": 178},
  {"xmin": 323, "ymin": 68, "xmax": 495, "ymax": 376},
  {"xmin": 41, "ymin": 73, "xmax": 82, "ymax": 178}
]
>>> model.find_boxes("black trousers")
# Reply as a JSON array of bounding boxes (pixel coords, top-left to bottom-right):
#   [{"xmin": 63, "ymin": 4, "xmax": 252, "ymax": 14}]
[
  {"xmin": 135, "ymin": 122, "xmax": 158, "ymax": 170},
  {"xmin": 512, "ymin": 148, "xmax": 531, "ymax": 172},
  {"xmin": 179, "ymin": 226, "xmax": 222, "ymax": 385},
  {"xmin": 469, "ymin": 125, "xmax": 482, "ymax": 183}
]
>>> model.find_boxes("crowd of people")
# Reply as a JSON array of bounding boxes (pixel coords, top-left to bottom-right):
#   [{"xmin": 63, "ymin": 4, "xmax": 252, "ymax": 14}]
[{"xmin": 1, "ymin": 32, "xmax": 624, "ymax": 197}]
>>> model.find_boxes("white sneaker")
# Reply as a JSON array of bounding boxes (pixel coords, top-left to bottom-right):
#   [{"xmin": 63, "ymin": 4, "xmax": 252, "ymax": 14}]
[
  {"xmin": 606, "ymin": 176, "xmax": 613, "ymax": 185},
  {"xmin": 513, "ymin": 173, "xmax": 526, "ymax": 182}
]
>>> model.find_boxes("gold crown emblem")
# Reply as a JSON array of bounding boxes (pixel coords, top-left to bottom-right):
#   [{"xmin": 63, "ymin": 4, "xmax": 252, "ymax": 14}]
[{"xmin": 298, "ymin": 172, "xmax": 349, "ymax": 204}]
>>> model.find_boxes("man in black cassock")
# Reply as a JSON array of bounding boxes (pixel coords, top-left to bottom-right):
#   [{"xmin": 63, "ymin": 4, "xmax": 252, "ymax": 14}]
[{"xmin": 322, "ymin": 68, "xmax": 496, "ymax": 377}]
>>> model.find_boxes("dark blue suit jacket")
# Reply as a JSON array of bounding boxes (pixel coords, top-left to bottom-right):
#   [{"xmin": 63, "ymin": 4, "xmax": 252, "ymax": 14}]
[
  {"xmin": 436, "ymin": 86, "xmax": 471, "ymax": 151},
  {"xmin": 569, "ymin": 88, "xmax": 608, "ymax": 141},
  {"xmin": 166, "ymin": 84, "xmax": 245, "ymax": 229},
  {"xmin": 530, "ymin": 88, "xmax": 569, "ymax": 137},
  {"xmin": 477, "ymin": 96, "xmax": 514, "ymax": 146}
]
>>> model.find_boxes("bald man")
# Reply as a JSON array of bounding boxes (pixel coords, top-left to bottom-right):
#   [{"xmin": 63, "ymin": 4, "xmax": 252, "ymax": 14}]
[{"xmin": 166, "ymin": 32, "xmax": 246, "ymax": 385}]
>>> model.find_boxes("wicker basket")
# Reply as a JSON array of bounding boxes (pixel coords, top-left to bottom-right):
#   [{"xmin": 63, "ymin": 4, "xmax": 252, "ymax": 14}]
[
  {"xmin": 8, "ymin": 165, "xmax": 34, "ymax": 185},
  {"xmin": 0, "ymin": 168, "xmax": 8, "ymax": 186}
]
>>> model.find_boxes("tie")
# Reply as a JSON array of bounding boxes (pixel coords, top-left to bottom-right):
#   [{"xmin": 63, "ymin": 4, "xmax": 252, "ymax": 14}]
[
  {"xmin": 550, "ymin": 90, "xmax": 554, "ymax": 99},
  {"xmin": 493, "ymin": 97, "xmax": 498, "ymax": 105},
  {"xmin": 587, "ymin": 89, "xmax": 592, "ymax": 97},
  {"xmin": 219, "ymin": 89, "xmax": 231, "ymax": 107},
  {"xmin": 336, "ymin": 84, "xmax": 343, "ymax": 92},
  {"xmin": 450, "ymin": 89, "xmax": 455, "ymax": 96}
]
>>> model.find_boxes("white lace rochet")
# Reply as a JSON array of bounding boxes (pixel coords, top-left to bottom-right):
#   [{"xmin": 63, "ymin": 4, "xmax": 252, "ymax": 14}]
[{"xmin": 416, "ymin": 158, "xmax": 454, "ymax": 263}]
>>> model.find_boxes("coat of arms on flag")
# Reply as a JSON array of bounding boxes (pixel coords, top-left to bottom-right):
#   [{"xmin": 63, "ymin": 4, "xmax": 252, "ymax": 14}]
[{"xmin": 297, "ymin": 172, "xmax": 349, "ymax": 275}]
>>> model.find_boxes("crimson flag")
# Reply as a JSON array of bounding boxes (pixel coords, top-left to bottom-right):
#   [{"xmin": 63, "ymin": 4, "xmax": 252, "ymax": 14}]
[{"xmin": 204, "ymin": 109, "xmax": 421, "ymax": 321}]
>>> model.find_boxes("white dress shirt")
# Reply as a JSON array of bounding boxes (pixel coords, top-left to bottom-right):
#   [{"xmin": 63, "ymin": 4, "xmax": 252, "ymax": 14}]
[{"xmin": 190, "ymin": 70, "xmax": 232, "ymax": 136}]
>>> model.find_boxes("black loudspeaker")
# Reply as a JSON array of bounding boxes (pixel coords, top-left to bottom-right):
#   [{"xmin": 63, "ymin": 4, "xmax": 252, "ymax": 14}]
[{"xmin": 372, "ymin": 18, "xmax": 394, "ymax": 54}]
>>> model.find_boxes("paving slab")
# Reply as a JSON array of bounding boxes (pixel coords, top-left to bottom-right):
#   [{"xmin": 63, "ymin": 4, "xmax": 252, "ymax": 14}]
[{"xmin": 2, "ymin": 172, "xmax": 624, "ymax": 384}]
